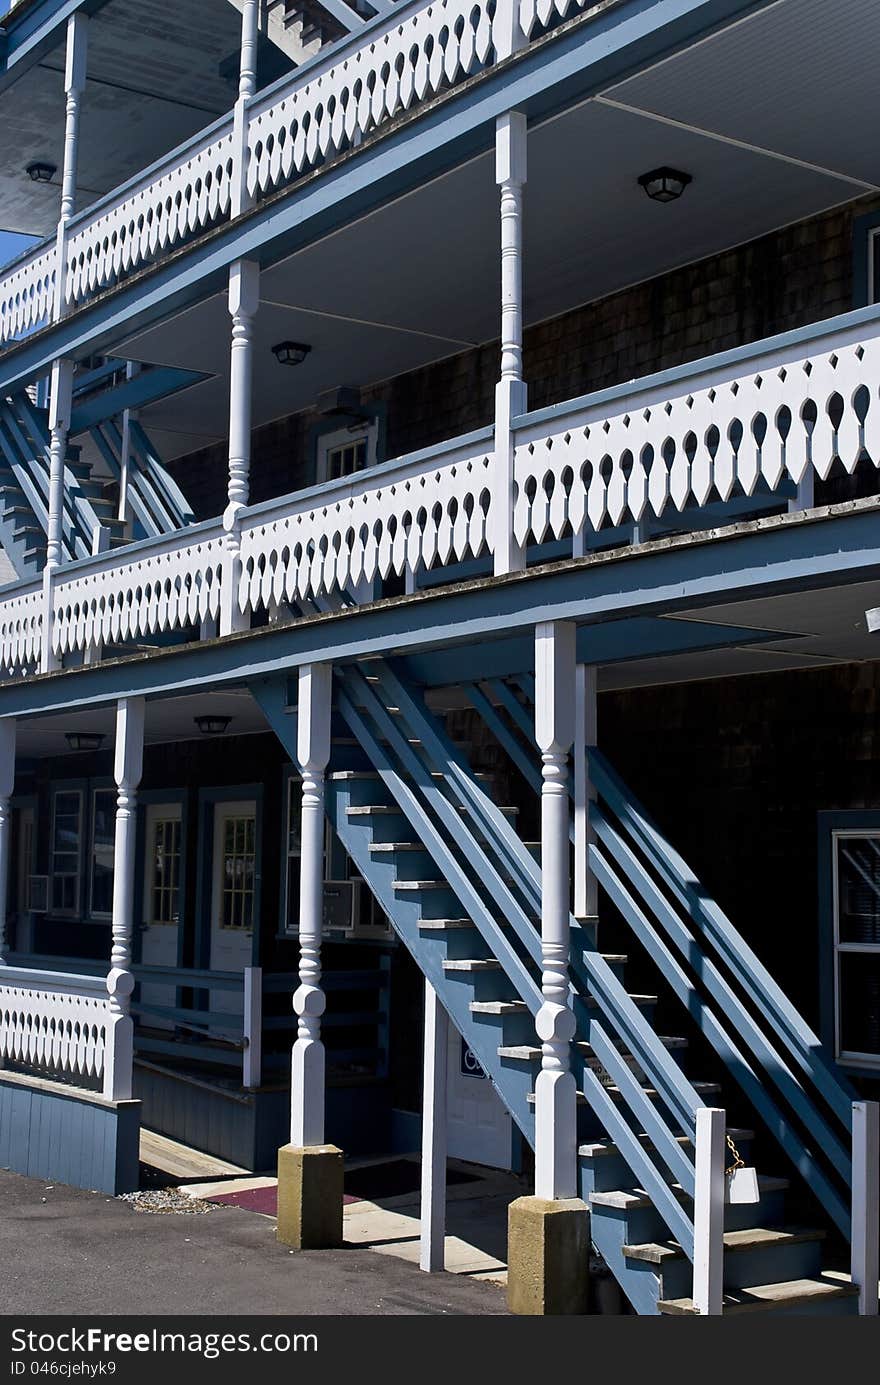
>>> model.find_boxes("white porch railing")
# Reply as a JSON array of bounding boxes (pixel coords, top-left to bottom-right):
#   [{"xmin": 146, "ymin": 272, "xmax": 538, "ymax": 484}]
[
  {"xmin": 0, "ymin": 965, "xmax": 126, "ymax": 1101},
  {"xmin": 0, "ymin": 304, "xmax": 879, "ymax": 675},
  {"xmin": 0, "ymin": 0, "xmax": 604, "ymax": 346}
]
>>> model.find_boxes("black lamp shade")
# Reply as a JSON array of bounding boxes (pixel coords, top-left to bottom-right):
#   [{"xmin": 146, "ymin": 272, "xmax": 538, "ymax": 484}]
[
  {"xmin": 272, "ymin": 341, "xmax": 311, "ymax": 367},
  {"xmin": 637, "ymin": 167, "xmax": 692, "ymax": 203}
]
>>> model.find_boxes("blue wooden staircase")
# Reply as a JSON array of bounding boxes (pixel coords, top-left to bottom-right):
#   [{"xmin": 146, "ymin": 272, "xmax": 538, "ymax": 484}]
[
  {"xmin": 0, "ymin": 390, "xmax": 195, "ymax": 579},
  {"xmin": 254, "ymin": 658, "xmax": 863, "ymax": 1315}
]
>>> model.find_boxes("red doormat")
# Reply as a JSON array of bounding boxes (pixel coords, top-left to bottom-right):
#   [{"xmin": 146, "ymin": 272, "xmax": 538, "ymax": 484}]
[{"xmin": 206, "ymin": 1161, "xmax": 480, "ymax": 1216}]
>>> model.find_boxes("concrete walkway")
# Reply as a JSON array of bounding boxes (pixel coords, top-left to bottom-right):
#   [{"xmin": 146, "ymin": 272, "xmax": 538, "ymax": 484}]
[{"xmin": 0, "ymin": 1170, "xmax": 508, "ymax": 1316}]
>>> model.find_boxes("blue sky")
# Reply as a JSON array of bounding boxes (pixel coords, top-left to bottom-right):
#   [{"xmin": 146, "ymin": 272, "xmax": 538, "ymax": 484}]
[{"xmin": 0, "ymin": 0, "xmax": 41, "ymax": 269}]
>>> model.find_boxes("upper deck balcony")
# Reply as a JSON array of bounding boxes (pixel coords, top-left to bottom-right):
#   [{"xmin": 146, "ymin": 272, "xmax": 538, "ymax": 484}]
[
  {"xmin": 1, "ymin": 295, "xmax": 879, "ymax": 679},
  {"xmin": 0, "ymin": 0, "xmax": 617, "ymax": 349}
]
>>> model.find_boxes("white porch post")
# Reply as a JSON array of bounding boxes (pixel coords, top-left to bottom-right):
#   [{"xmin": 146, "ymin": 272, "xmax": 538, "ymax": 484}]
[
  {"xmin": 104, "ymin": 696, "xmax": 145, "ymax": 1102},
  {"xmin": 220, "ymin": 258, "xmax": 260, "ymax": 636},
  {"xmin": 573, "ymin": 663, "xmax": 598, "ymax": 926},
  {"xmin": 291, "ymin": 662, "xmax": 332, "ymax": 1146},
  {"xmin": 419, "ymin": 980, "xmax": 449, "ymax": 1272},
  {"xmin": 493, "ymin": 111, "xmax": 527, "ymax": 577},
  {"xmin": 54, "ymin": 12, "xmax": 89, "ymax": 321},
  {"xmin": 693, "ymin": 1105, "xmax": 726, "ymax": 1315},
  {"xmin": 43, "ymin": 357, "xmax": 75, "ymax": 672},
  {"xmin": 852, "ymin": 1099, "xmax": 880, "ymax": 1315},
  {"xmin": 0, "ymin": 719, "xmax": 16, "ymax": 965},
  {"xmin": 534, "ymin": 620, "xmax": 578, "ymax": 1199}
]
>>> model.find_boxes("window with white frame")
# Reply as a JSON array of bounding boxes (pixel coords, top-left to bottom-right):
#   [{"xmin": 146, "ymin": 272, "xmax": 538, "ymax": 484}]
[
  {"xmin": 89, "ymin": 787, "xmax": 116, "ymax": 918},
  {"xmin": 51, "ymin": 789, "xmax": 83, "ymax": 915},
  {"xmin": 145, "ymin": 809, "xmax": 182, "ymax": 926},
  {"xmin": 316, "ymin": 421, "xmax": 379, "ymax": 484},
  {"xmin": 832, "ymin": 830, "xmax": 880, "ymax": 1066},
  {"xmin": 219, "ymin": 813, "xmax": 256, "ymax": 931}
]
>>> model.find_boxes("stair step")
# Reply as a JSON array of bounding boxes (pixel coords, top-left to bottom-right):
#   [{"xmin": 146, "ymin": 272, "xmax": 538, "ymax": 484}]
[
  {"xmin": 579, "ymin": 1125, "xmax": 751, "ymax": 1161},
  {"xmin": 346, "ymin": 806, "xmax": 403, "ymax": 816},
  {"xmin": 657, "ymin": 1276, "xmax": 859, "ymax": 1316},
  {"xmin": 369, "ymin": 842, "xmax": 425, "ymax": 853},
  {"xmin": 590, "ymin": 1175, "xmax": 790, "ymax": 1212},
  {"xmin": 526, "ymin": 1082, "xmax": 717, "ymax": 1107},
  {"xmin": 443, "ymin": 959, "xmax": 501, "ymax": 973},
  {"xmin": 392, "ymin": 880, "xmax": 451, "ymax": 891},
  {"xmin": 330, "ymin": 771, "xmax": 381, "ymax": 781},
  {"xmin": 418, "ymin": 918, "xmax": 473, "ymax": 931},
  {"xmin": 501, "ymin": 1034, "xmax": 686, "ymax": 1064},
  {"xmin": 470, "ymin": 1000, "xmax": 528, "ymax": 1016},
  {"xmin": 623, "ymin": 1226, "xmax": 827, "ymax": 1267}
]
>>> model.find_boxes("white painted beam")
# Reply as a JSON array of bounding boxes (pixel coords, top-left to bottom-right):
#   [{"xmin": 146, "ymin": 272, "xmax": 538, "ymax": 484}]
[{"xmin": 420, "ymin": 980, "xmax": 449, "ymax": 1272}]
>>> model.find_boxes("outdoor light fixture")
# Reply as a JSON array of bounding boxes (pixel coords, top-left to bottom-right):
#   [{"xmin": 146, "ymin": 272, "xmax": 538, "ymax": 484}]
[
  {"xmin": 637, "ymin": 166, "xmax": 692, "ymax": 203},
  {"xmin": 194, "ymin": 715, "xmax": 232, "ymax": 736},
  {"xmin": 272, "ymin": 340, "xmax": 311, "ymax": 367},
  {"xmin": 65, "ymin": 732, "xmax": 105, "ymax": 752},
  {"xmin": 26, "ymin": 161, "xmax": 57, "ymax": 184}
]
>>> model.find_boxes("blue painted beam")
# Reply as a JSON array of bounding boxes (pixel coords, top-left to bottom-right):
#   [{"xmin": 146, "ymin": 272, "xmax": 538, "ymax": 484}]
[
  {"xmin": 0, "ymin": 0, "xmax": 781, "ymax": 391},
  {"xmin": 401, "ymin": 616, "xmax": 795, "ymax": 686},
  {"xmin": 0, "ymin": 501, "xmax": 874, "ymax": 719},
  {"xmin": 0, "ymin": 0, "xmax": 110, "ymax": 87},
  {"xmin": 69, "ymin": 365, "xmax": 208, "ymax": 435}
]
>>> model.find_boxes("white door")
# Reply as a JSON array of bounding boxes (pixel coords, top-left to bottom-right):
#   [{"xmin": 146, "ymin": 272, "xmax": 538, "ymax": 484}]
[
  {"xmin": 139, "ymin": 803, "xmax": 182, "ymax": 1030},
  {"xmin": 209, "ymin": 800, "xmax": 257, "ymax": 1017},
  {"xmin": 446, "ymin": 1023, "xmax": 512, "ymax": 1170}
]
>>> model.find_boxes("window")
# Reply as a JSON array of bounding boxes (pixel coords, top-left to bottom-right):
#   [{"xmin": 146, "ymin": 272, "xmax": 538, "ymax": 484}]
[
  {"xmin": 219, "ymin": 813, "xmax": 256, "ymax": 931},
  {"xmin": 869, "ymin": 226, "xmax": 880, "ymax": 305},
  {"xmin": 90, "ymin": 788, "xmax": 116, "ymax": 918},
  {"xmin": 832, "ymin": 831, "xmax": 880, "ymax": 1067},
  {"xmin": 316, "ymin": 422, "xmax": 379, "ymax": 483},
  {"xmin": 51, "ymin": 789, "xmax": 82, "ymax": 915},
  {"xmin": 146, "ymin": 811, "xmax": 182, "ymax": 926}
]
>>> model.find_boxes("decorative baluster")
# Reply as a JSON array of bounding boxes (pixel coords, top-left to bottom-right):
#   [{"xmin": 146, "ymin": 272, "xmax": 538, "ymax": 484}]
[
  {"xmin": 277, "ymin": 663, "xmax": 344, "ymax": 1249},
  {"xmin": 54, "ymin": 13, "xmax": 89, "ymax": 322},
  {"xmin": 104, "ymin": 697, "xmax": 144, "ymax": 1102},
  {"xmin": 220, "ymin": 259, "xmax": 260, "ymax": 636},
  {"xmin": 0, "ymin": 719, "xmax": 16, "ymax": 966},
  {"xmin": 291, "ymin": 663, "xmax": 332, "ymax": 1146},
  {"xmin": 533, "ymin": 620, "xmax": 578, "ymax": 1199},
  {"xmin": 494, "ymin": 111, "xmax": 528, "ymax": 576}
]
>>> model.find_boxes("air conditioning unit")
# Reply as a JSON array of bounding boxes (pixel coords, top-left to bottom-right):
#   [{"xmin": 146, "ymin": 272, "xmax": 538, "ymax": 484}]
[{"xmin": 27, "ymin": 875, "xmax": 49, "ymax": 913}]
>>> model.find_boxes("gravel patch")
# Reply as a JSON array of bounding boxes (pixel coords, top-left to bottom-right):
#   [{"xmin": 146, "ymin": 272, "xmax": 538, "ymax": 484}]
[{"xmin": 119, "ymin": 1189, "xmax": 213, "ymax": 1215}]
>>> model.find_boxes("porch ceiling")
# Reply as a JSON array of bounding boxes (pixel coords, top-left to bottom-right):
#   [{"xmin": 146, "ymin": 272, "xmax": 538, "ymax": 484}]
[
  {"xmin": 116, "ymin": 0, "xmax": 880, "ymax": 464},
  {"xmin": 0, "ymin": 0, "xmax": 244, "ymax": 239},
  {"xmin": 13, "ymin": 687, "xmax": 269, "ymax": 760}
]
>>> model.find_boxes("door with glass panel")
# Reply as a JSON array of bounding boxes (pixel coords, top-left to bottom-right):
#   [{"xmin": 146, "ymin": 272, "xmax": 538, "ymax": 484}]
[
  {"xmin": 209, "ymin": 800, "xmax": 257, "ymax": 1016},
  {"xmin": 139, "ymin": 803, "xmax": 183, "ymax": 1030}
]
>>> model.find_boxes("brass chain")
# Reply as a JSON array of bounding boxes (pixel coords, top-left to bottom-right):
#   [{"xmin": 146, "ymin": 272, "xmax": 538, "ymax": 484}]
[{"xmin": 725, "ymin": 1133, "xmax": 745, "ymax": 1177}]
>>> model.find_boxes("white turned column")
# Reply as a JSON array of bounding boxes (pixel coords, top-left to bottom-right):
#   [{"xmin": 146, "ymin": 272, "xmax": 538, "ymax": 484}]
[
  {"xmin": 220, "ymin": 259, "xmax": 260, "ymax": 636},
  {"xmin": 231, "ymin": 0, "xmax": 259, "ymax": 218},
  {"xmin": 43, "ymin": 357, "xmax": 74, "ymax": 672},
  {"xmin": 534, "ymin": 620, "xmax": 578, "ymax": 1200},
  {"xmin": 0, "ymin": 720, "xmax": 16, "ymax": 965},
  {"xmin": 54, "ymin": 13, "xmax": 88, "ymax": 321},
  {"xmin": 104, "ymin": 696, "xmax": 145, "ymax": 1102},
  {"xmin": 493, "ymin": 111, "xmax": 528, "ymax": 577},
  {"xmin": 420, "ymin": 980, "xmax": 449, "ymax": 1272},
  {"xmin": 573, "ymin": 664, "xmax": 598, "ymax": 924},
  {"xmin": 291, "ymin": 663, "xmax": 332, "ymax": 1147},
  {"xmin": 852, "ymin": 1100, "xmax": 880, "ymax": 1315},
  {"xmin": 693, "ymin": 1106, "xmax": 726, "ymax": 1314}
]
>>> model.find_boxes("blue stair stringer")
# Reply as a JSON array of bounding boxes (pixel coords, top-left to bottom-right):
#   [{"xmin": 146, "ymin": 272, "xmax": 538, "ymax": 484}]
[
  {"xmin": 0, "ymin": 391, "xmax": 126, "ymax": 572},
  {"xmin": 89, "ymin": 417, "xmax": 194, "ymax": 541},
  {"xmin": 253, "ymin": 658, "xmax": 861, "ymax": 1314},
  {"xmin": 460, "ymin": 674, "xmax": 862, "ymax": 1315}
]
